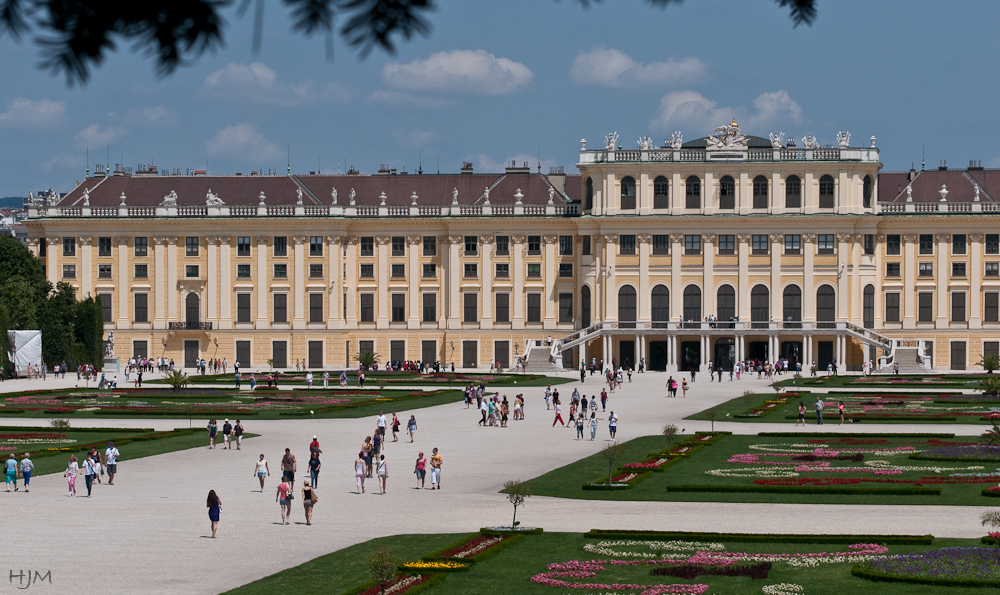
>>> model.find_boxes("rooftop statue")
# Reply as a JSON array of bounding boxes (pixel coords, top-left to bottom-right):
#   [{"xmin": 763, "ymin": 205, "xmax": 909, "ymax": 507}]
[
  {"xmin": 604, "ymin": 131, "xmax": 619, "ymax": 150},
  {"xmin": 161, "ymin": 190, "xmax": 178, "ymax": 207},
  {"xmin": 768, "ymin": 132, "xmax": 785, "ymax": 149},
  {"xmin": 836, "ymin": 131, "xmax": 851, "ymax": 148},
  {"xmin": 637, "ymin": 136, "xmax": 655, "ymax": 151},
  {"xmin": 205, "ymin": 189, "xmax": 224, "ymax": 206},
  {"xmin": 669, "ymin": 131, "xmax": 683, "ymax": 150},
  {"xmin": 705, "ymin": 119, "xmax": 748, "ymax": 150},
  {"xmin": 801, "ymin": 135, "xmax": 820, "ymax": 150}
]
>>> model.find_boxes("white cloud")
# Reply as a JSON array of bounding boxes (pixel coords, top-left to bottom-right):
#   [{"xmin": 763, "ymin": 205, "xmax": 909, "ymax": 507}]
[
  {"xmin": 469, "ymin": 153, "xmax": 558, "ymax": 175},
  {"xmin": 367, "ymin": 90, "xmax": 454, "ymax": 108},
  {"xmin": 382, "ymin": 50, "xmax": 534, "ymax": 95},
  {"xmin": 203, "ymin": 62, "xmax": 353, "ymax": 106},
  {"xmin": 205, "ymin": 123, "xmax": 282, "ymax": 162},
  {"xmin": 124, "ymin": 106, "xmax": 179, "ymax": 127},
  {"xmin": 43, "ymin": 154, "xmax": 85, "ymax": 172},
  {"xmin": 394, "ymin": 129, "xmax": 438, "ymax": 149},
  {"xmin": 0, "ymin": 98, "xmax": 67, "ymax": 129},
  {"xmin": 570, "ymin": 47, "xmax": 706, "ymax": 87},
  {"xmin": 74, "ymin": 124, "xmax": 129, "ymax": 149},
  {"xmin": 650, "ymin": 90, "xmax": 804, "ymax": 132}
]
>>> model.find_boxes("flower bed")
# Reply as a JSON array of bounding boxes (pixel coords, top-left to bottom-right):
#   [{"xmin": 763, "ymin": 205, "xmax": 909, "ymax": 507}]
[
  {"xmin": 852, "ymin": 547, "xmax": 1000, "ymax": 587},
  {"xmin": 582, "ymin": 530, "xmax": 935, "ymax": 545},
  {"xmin": 666, "ymin": 483, "xmax": 941, "ymax": 496},
  {"xmin": 341, "ymin": 573, "xmax": 443, "ymax": 595},
  {"xmin": 911, "ymin": 444, "xmax": 1000, "ymax": 461},
  {"xmin": 425, "ymin": 532, "xmax": 524, "ymax": 563},
  {"xmin": 983, "ymin": 486, "xmax": 1000, "ymax": 498},
  {"xmin": 399, "ymin": 561, "xmax": 468, "ymax": 572},
  {"xmin": 584, "ymin": 471, "xmax": 652, "ymax": 490},
  {"xmin": 530, "ymin": 560, "xmax": 709, "ymax": 594}
]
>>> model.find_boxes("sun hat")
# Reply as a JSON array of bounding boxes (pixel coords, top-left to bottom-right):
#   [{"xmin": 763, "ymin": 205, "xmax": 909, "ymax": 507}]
[{"xmin": 312, "ymin": 435, "xmax": 317, "ymax": 440}]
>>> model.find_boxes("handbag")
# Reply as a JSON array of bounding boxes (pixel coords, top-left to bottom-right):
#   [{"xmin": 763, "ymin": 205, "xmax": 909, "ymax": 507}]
[
  {"xmin": 310, "ymin": 489, "xmax": 318, "ymax": 503},
  {"xmin": 287, "ymin": 489, "xmax": 294, "ymax": 501}
]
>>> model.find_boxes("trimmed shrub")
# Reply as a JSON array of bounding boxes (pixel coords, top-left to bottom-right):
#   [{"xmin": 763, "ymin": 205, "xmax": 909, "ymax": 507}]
[{"xmin": 851, "ymin": 566, "xmax": 1000, "ymax": 588}]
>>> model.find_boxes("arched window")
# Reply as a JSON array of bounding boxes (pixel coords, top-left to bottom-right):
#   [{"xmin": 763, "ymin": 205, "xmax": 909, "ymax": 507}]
[
  {"xmin": 581, "ymin": 285, "xmax": 591, "ymax": 328},
  {"xmin": 863, "ymin": 175, "xmax": 872, "ymax": 209},
  {"xmin": 753, "ymin": 175, "xmax": 768, "ymax": 209},
  {"xmin": 751, "ymin": 285, "xmax": 769, "ymax": 328},
  {"xmin": 620, "ymin": 176, "xmax": 636, "ymax": 210},
  {"xmin": 186, "ymin": 293, "xmax": 200, "ymax": 325},
  {"xmin": 585, "ymin": 177, "xmax": 594, "ymax": 211},
  {"xmin": 653, "ymin": 176, "xmax": 669, "ymax": 209},
  {"xmin": 819, "ymin": 175, "xmax": 835, "ymax": 209},
  {"xmin": 683, "ymin": 285, "xmax": 702, "ymax": 323},
  {"xmin": 685, "ymin": 176, "xmax": 701, "ymax": 209},
  {"xmin": 651, "ymin": 285, "xmax": 670, "ymax": 323},
  {"xmin": 863, "ymin": 284, "xmax": 875, "ymax": 328},
  {"xmin": 816, "ymin": 285, "xmax": 836, "ymax": 328},
  {"xmin": 783, "ymin": 285, "xmax": 802, "ymax": 328},
  {"xmin": 785, "ymin": 175, "xmax": 801, "ymax": 209},
  {"xmin": 717, "ymin": 285, "xmax": 736, "ymax": 326},
  {"xmin": 719, "ymin": 175, "xmax": 735, "ymax": 210},
  {"xmin": 618, "ymin": 286, "xmax": 637, "ymax": 328}
]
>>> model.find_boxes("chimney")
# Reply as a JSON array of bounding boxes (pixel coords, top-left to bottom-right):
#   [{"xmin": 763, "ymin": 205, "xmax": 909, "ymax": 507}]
[
  {"xmin": 547, "ymin": 166, "xmax": 566, "ymax": 194},
  {"xmin": 460, "ymin": 162, "xmax": 474, "ymax": 174},
  {"xmin": 505, "ymin": 160, "xmax": 531, "ymax": 174}
]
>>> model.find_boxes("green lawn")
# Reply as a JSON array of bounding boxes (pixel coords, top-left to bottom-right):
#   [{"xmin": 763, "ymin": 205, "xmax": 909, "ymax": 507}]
[
  {"xmin": 224, "ymin": 531, "xmax": 994, "ymax": 595},
  {"xmin": 519, "ymin": 433, "xmax": 1000, "ymax": 505},
  {"xmin": 148, "ymin": 371, "xmax": 572, "ymax": 388},
  {"xmin": 791, "ymin": 374, "xmax": 987, "ymax": 390}
]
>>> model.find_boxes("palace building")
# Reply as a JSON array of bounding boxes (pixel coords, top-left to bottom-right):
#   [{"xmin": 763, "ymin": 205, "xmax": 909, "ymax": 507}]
[{"xmin": 21, "ymin": 121, "xmax": 1000, "ymax": 373}]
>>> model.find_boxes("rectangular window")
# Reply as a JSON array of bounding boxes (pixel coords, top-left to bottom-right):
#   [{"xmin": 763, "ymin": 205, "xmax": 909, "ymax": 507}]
[
  {"xmin": 98, "ymin": 237, "xmax": 112, "ymax": 256},
  {"xmin": 99, "ymin": 293, "xmax": 112, "ymax": 323},
  {"xmin": 360, "ymin": 263, "xmax": 375, "ymax": 278},
  {"xmin": 309, "ymin": 264, "xmax": 323, "ymax": 278},
  {"xmin": 619, "ymin": 235, "xmax": 636, "ymax": 255},
  {"xmin": 918, "ymin": 292, "xmax": 933, "ymax": 322},
  {"xmin": 422, "ymin": 263, "xmax": 436, "ymax": 278},
  {"xmin": 63, "ymin": 237, "xmax": 76, "ymax": 256},
  {"xmin": 237, "ymin": 264, "xmax": 251, "ymax": 278},
  {"xmin": 360, "ymin": 237, "xmax": 374, "ymax": 256},
  {"xmin": 273, "ymin": 236, "xmax": 287, "ymax": 256},
  {"xmin": 919, "ymin": 234, "xmax": 933, "ymax": 255},
  {"xmin": 98, "ymin": 264, "xmax": 112, "ymax": 278},
  {"xmin": 495, "ymin": 263, "xmax": 509, "ymax": 278},
  {"xmin": 463, "ymin": 293, "xmax": 478, "ymax": 323},
  {"xmin": 309, "ymin": 293, "xmax": 324, "ymax": 322},
  {"xmin": 273, "ymin": 264, "xmax": 287, "ymax": 278},
  {"xmin": 309, "ymin": 341, "xmax": 324, "ymax": 369},
  {"xmin": 559, "ymin": 235, "xmax": 573, "ymax": 256},
  {"xmin": 134, "ymin": 293, "xmax": 148, "ymax": 322},
  {"xmin": 236, "ymin": 341, "xmax": 251, "ymax": 365},
  {"xmin": 558, "ymin": 292, "xmax": 573, "ymax": 323},
  {"xmin": 817, "ymin": 234, "xmax": 835, "ymax": 254},
  {"xmin": 464, "ymin": 235, "xmax": 478, "ymax": 255},
  {"xmin": 463, "ymin": 263, "xmax": 478, "ymax": 278},
  {"xmin": 389, "ymin": 340, "xmax": 404, "ymax": 365},
  {"xmin": 581, "ymin": 236, "xmax": 591, "ymax": 256},
  {"xmin": 718, "ymin": 235, "xmax": 735, "ymax": 255},
  {"xmin": 527, "ymin": 293, "xmax": 542, "ymax": 323},
  {"xmin": 134, "ymin": 237, "xmax": 148, "ymax": 257},
  {"xmin": 652, "ymin": 235, "xmax": 670, "ymax": 255},
  {"xmin": 886, "ymin": 234, "xmax": 901, "ymax": 255},
  {"xmin": 527, "ymin": 263, "xmax": 541, "ymax": 278},
  {"xmin": 185, "ymin": 237, "xmax": 199, "ymax": 256},
  {"xmin": 953, "ymin": 234, "xmax": 967, "ymax": 255},
  {"xmin": 863, "ymin": 234, "xmax": 875, "ymax": 255},
  {"xmin": 237, "ymin": 294, "xmax": 251, "ymax": 323},
  {"xmin": 273, "ymin": 293, "xmax": 288, "ymax": 323},
  {"xmin": 886, "ymin": 262, "xmax": 901, "ymax": 277},
  {"xmin": 885, "ymin": 292, "xmax": 900, "ymax": 322},
  {"xmin": 62, "ymin": 264, "xmax": 75, "ymax": 278},
  {"xmin": 391, "ymin": 263, "xmax": 405, "ymax": 278},
  {"xmin": 391, "ymin": 293, "xmax": 405, "ymax": 322},
  {"xmin": 952, "ymin": 291, "xmax": 966, "ymax": 322},
  {"xmin": 986, "ymin": 292, "xmax": 999, "ymax": 322},
  {"xmin": 751, "ymin": 234, "xmax": 769, "ymax": 255},
  {"xmin": 422, "ymin": 293, "xmax": 436, "ymax": 322},
  {"xmin": 132, "ymin": 340, "xmax": 148, "ymax": 360},
  {"xmin": 986, "ymin": 262, "xmax": 999, "ymax": 277},
  {"xmin": 391, "ymin": 236, "xmax": 405, "ymax": 257},
  {"xmin": 918, "ymin": 262, "xmax": 934, "ymax": 277},
  {"xmin": 784, "ymin": 234, "xmax": 801, "ymax": 254},
  {"xmin": 271, "ymin": 341, "xmax": 287, "ymax": 369},
  {"xmin": 495, "ymin": 235, "xmax": 509, "ymax": 255},
  {"xmin": 130, "ymin": 264, "xmax": 147, "ymax": 280},
  {"xmin": 559, "ymin": 263, "xmax": 573, "ymax": 277},
  {"xmin": 985, "ymin": 341, "xmax": 1000, "ymax": 358},
  {"xmin": 309, "ymin": 236, "xmax": 323, "ymax": 257},
  {"xmin": 422, "ymin": 236, "xmax": 437, "ymax": 256},
  {"xmin": 951, "ymin": 341, "xmax": 967, "ymax": 371},
  {"xmin": 360, "ymin": 294, "xmax": 374, "ymax": 322},
  {"xmin": 527, "ymin": 235, "xmax": 541, "ymax": 255},
  {"xmin": 684, "ymin": 234, "xmax": 701, "ymax": 255},
  {"xmin": 987, "ymin": 234, "xmax": 1000, "ymax": 255},
  {"xmin": 495, "ymin": 293, "xmax": 509, "ymax": 323},
  {"xmin": 952, "ymin": 262, "xmax": 967, "ymax": 277},
  {"xmin": 238, "ymin": 236, "xmax": 251, "ymax": 257},
  {"xmin": 185, "ymin": 265, "xmax": 199, "ymax": 278}
]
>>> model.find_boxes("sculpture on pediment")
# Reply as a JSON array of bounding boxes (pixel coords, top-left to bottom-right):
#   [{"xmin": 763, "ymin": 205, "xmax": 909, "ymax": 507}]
[
  {"xmin": 349, "ymin": 188, "xmax": 356, "ymax": 205},
  {"xmin": 637, "ymin": 136, "xmax": 655, "ymax": 151},
  {"xmin": 258, "ymin": 191, "xmax": 266, "ymax": 206},
  {"xmin": 768, "ymin": 132, "xmax": 785, "ymax": 149},
  {"xmin": 604, "ymin": 131, "xmax": 619, "ymax": 150},
  {"xmin": 296, "ymin": 188, "xmax": 304, "ymax": 206},
  {"xmin": 836, "ymin": 131, "xmax": 851, "ymax": 148},
  {"xmin": 82, "ymin": 188, "xmax": 90, "ymax": 206},
  {"xmin": 669, "ymin": 131, "xmax": 683, "ymax": 150},
  {"xmin": 548, "ymin": 187, "xmax": 555, "ymax": 205},
  {"xmin": 482, "ymin": 186, "xmax": 489, "ymax": 205},
  {"xmin": 801, "ymin": 135, "xmax": 820, "ymax": 150},
  {"xmin": 331, "ymin": 187, "xmax": 337, "ymax": 205},
  {"xmin": 205, "ymin": 189, "xmax": 224, "ymax": 206},
  {"xmin": 705, "ymin": 119, "xmax": 748, "ymax": 150},
  {"xmin": 161, "ymin": 190, "xmax": 177, "ymax": 207}
]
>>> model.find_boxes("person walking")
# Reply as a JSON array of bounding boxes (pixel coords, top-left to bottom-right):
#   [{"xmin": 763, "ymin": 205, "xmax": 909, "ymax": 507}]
[
  {"xmin": 65, "ymin": 455, "xmax": 79, "ymax": 496},
  {"xmin": 544, "ymin": 385, "xmax": 552, "ymax": 410},
  {"xmin": 429, "ymin": 447, "xmax": 442, "ymax": 490},
  {"xmin": 478, "ymin": 397, "xmax": 488, "ymax": 426},
  {"xmin": 377, "ymin": 454, "xmax": 388, "ymax": 494},
  {"xmin": 19, "ymin": 453, "xmax": 34, "ymax": 492},
  {"xmin": 301, "ymin": 480, "xmax": 316, "ymax": 525},
  {"xmin": 89, "ymin": 448, "xmax": 103, "ymax": 484},
  {"xmin": 600, "ymin": 388, "xmax": 608, "ymax": 411},
  {"xmin": 308, "ymin": 451, "xmax": 321, "ymax": 488},
  {"xmin": 414, "ymin": 452, "xmax": 427, "ymax": 489},
  {"xmin": 234, "ymin": 420, "xmax": 244, "ymax": 450},
  {"xmin": 207, "ymin": 490, "xmax": 221, "ymax": 538},
  {"xmin": 103, "ymin": 440, "xmax": 121, "ymax": 485},
  {"xmin": 221, "ymin": 420, "xmax": 233, "ymax": 449},
  {"xmin": 391, "ymin": 413, "xmax": 400, "ymax": 442},
  {"xmin": 589, "ymin": 412, "xmax": 602, "ymax": 441},
  {"xmin": 82, "ymin": 454, "xmax": 97, "ymax": 496},
  {"xmin": 276, "ymin": 478, "xmax": 292, "ymax": 524},
  {"xmin": 376, "ymin": 411, "xmax": 387, "ymax": 441},
  {"xmin": 309, "ymin": 435, "xmax": 322, "ymax": 455},
  {"xmin": 838, "ymin": 401, "xmax": 845, "ymax": 425},
  {"xmin": 362, "ymin": 437, "xmax": 374, "ymax": 477},
  {"xmin": 575, "ymin": 414, "xmax": 585, "ymax": 440},
  {"xmin": 608, "ymin": 411, "xmax": 618, "ymax": 440},
  {"xmin": 815, "ymin": 397, "xmax": 825, "ymax": 425},
  {"xmin": 407, "ymin": 415, "xmax": 417, "ymax": 442},
  {"xmin": 552, "ymin": 398, "xmax": 565, "ymax": 427},
  {"xmin": 322, "ymin": 370, "xmax": 329, "ymax": 389},
  {"xmin": 281, "ymin": 448, "xmax": 297, "ymax": 489},
  {"xmin": 254, "ymin": 454, "xmax": 270, "ymax": 491},
  {"xmin": 796, "ymin": 402, "xmax": 806, "ymax": 426},
  {"xmin": 355, "ymin": 451, "xmax": 366, "ymax": 494},
  {"xmin": 207, "ymin": 419, "xmax": 218, "ymax": 449}
]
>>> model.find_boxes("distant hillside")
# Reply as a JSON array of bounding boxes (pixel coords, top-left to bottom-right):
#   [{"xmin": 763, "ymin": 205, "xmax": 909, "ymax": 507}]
[{"xmin": 0, "ymin": 197, "xmax": 24, "ymax": 208}]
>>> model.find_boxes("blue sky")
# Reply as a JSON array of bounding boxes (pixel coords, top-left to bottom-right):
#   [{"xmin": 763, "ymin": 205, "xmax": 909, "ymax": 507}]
[{"xmin": 0, "ymin": 0, "xmax": 995, "ymax": 197}]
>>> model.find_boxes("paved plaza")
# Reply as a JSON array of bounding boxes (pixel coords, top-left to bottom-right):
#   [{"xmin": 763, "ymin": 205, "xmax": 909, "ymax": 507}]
[{"xmin": 0, "ymin": 371, "xmax": 991, "ymax": 594}]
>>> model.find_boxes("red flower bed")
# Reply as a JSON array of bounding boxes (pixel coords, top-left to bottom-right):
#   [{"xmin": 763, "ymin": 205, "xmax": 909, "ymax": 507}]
[
  {"xmin": 436, "ymin": 534, "xmax": 509, "ymax": 559},
  {"xmin": 357, "ymin": 574, "xmax": 433, "ymax": 595},
  {"xmin": 0, "ymin": 432, "xmax": 67, "ymax": 440}
]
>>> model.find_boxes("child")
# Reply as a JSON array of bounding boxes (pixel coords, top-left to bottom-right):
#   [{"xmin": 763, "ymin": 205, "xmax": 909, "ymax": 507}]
[{"xmin": 66, "ymin": 455, "xmax": 79, "ymax": 496}]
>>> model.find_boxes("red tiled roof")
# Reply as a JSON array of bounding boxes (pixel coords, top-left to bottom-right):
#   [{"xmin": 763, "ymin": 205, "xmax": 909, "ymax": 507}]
[
  {"xmin": 61, "ymin": 176, "xmax": 311, "ymax": 207},
  {"xmin": 878, "ymin": 169, "xmax": 1000, "ymax": 203}
]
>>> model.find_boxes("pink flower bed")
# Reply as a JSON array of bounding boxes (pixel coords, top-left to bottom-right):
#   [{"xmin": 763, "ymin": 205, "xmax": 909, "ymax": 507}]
[{"xmin": 531, "ymin": 560, "xmax": 708, "ymax": 594}]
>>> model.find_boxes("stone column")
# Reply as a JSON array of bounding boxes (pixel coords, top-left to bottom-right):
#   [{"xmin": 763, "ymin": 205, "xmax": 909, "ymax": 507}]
[
  {"xmin": 770, "ymin": 233, "xmax": 782, "ymax": 319},
  {"xmin": 803, "ymin": 234, "xmax": 815, "ymax": 322},
  {"xmin": 638, "ymin": 234, "xmax": 651, "ymax": 321},
  {"xmin": 512, "ymin": 235, "xmax": 525, "ymax": 329},
  {"xmin": 80, "ymin": 237, "xmax": 92, "ymax": 297},
  {"xmin": 376, "ymin": 235, "xmax": 390, "ymax": 328},
  {"xmin": 837, "ymin": 233, "xmax": 851, "ymax": 321},
  {"xmin": 543, "ymin": 234, "xmax": 557, "ymax": 328},
  {"xmin": 604, "ymin": 234, "xmax": 617, "ymax": 320},
  {"xmin": 874, "ymin": 233, "xmax": 885, "ymax": 327},
  {"xmin": 46, "ymin": 238, "xmax": 58, "ymax": 286},
  {"xmin": 116, "ymin": 236, "xmax": 129, "ymax": 328},
  {"xmin": 737, "ymin": 233, "xmax": 750, "ymax": 319},
  {"xmin": 255, "ymin": 236, "xmax": 268, "ymax": 328},
  {"xmin": 154, "ymin": 237, "xmax": 166, "ymax": 329},
  {"xmin": 206, "ymin": 236, "xmax": 219, "ymax": 323},
  {"xmin": 345, "ymin": 236, "xmax": 358, "ymax": 326},
  {"xmin": 447, "ymin": 235, "xmax": 462, "ymax": 327},
  {"xmin": 903, "ymin": 234, "xmax": 916, "ymax": 328},
  {"xmin": 851, "ymin": 233, "xmax": 862, "ymax": 324},
  {"xmin": 407, "ymin": 235, "xmax": 421, "ymax": 328},
  {"xmin": 970, "ymin": 234, "xmax": 983, "ymax": 329},
  {"xmin": 935, "ymin": 233, "xmax": 948, "ymax": 328},
  {"xmin": 219, "ymin": 237, "xmax": 231, "ymax": 329},
  {"xmin": 703, "ymin": 234, "xmax": 715, "ymax": 318},
  {"xmin": 480, "ymin": 235, "xmax": 494, "ymax": 329},
  {"xmin": 167, "ymin": 237, "xmax": 178, "ymax": 321},
  {"xmin": 670, "ymin": 234, "xmax": 682, "ymax": 321},
  {"xmin": 328, "ymin": 235, "xmax": 342, "ymax": 329},
  {"xmin": 292, "ymin": 235, "xmax": 306, "ymax": 329},
  {"xmin": 593, "ymin": 235, "xmax": 603, "ymax": 322}
]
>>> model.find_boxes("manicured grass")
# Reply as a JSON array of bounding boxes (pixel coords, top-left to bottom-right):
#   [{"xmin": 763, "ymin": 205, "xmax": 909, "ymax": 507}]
[
  {"xmin": 149, "ymin": 371, "xmax": 572, "ymax": 388},
  {"xmin": 519, "ymin": 433, "xmax": 1000, "ymax": 505},
  {"xmin": 224, "ymin": 531, "xmax": 993, "ymax": 595}
]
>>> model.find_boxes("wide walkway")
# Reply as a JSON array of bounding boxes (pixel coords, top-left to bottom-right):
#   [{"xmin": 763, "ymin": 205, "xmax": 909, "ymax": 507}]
[{"xmin": 0, "ymin": 370, "xmax": 991, "ymax": 594}]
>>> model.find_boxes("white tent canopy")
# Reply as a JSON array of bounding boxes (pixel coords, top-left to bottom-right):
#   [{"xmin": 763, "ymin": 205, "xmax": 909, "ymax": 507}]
[{"xmin": 8, "ymin": 330, "xmax": 42, "ymax": 377}]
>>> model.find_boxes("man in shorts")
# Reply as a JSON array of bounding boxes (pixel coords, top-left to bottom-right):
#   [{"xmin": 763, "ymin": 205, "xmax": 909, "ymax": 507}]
[
  {"xmin": 104, "ymin": 441, "xmax": 120, "ymax": 485},
  {"xmin": 234, "ymin": 420, "xmax": 244, "ymax": 450},
  {"xmin": 429, "ymin": 447, "xmax": 443, "ymax": 490},
  {"xmin": 376, "ymin": 411, "xmax": 387, "ymax": 440},
  {"xmin": 282, "ymin": 448, "xmax": 297, "ymax": 489},
  {"xmin": 222, "ymin": 419, "xmax": 233, "ymax": 449}
]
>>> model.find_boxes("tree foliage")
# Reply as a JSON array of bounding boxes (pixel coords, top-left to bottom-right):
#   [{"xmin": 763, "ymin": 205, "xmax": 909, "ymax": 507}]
[
  {"xmin": 367, "ymin": 548, "xmax": 398, "ymax": 595},
  {"xmin": 601, "ymin": 440, "xmax": 628, "ymax": 485},
  {"xmin": 503, "ymin": 479, "xmax": 531, "ymax": 529},
  {"xmin": 0, "ymin": 0, "xmax": 817, "ymax": 85},
  {"xmin": 357, "ymin": 349, "xmax": 380, "ymax": 370},
  {"xmin": 981, "ymin": 353, "xmax": 999, "ymax": 375}
]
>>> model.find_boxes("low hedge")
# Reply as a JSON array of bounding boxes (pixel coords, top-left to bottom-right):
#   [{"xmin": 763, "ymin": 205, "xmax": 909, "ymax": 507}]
[
  {"xmin": 93, "ymin": 409, "xmax": 260, "ymax": 416},
  {"xmin": 424, "ymin": 532, "xmax": 526, "ymax": 564},
  {"xmin": 583, "ymin": 529, "xmax": 935, "ymax": 545},
  {"xmin": 983, "ymin": 489, "xmax": 1000, "ymax": 498},
  {"xmin": 0, "ymin": 409, "xmax": 26, "ymax": 414},
  {"xmin": 665, "ymin": 484, "xmax": 941, "ymax": 496},
  {"xmin": 982, "ymin": 536, "xmax": 999, "ymax": 545},
  {"xmin": 910, "ymin": 453, "xmax": 1000, "ymax": 463},
  {"xmin": 782, "ymin": 415, "xmax": 959, "ymax": 422},
  {"xmin": 340, "ymin": 572, "xmax": 447, "ymax": 595},
  {"xmin": 850, "ymin": 566, "xmax": 1000, "ymax": 588},
  {"xmin": 480, "ymin": 527, "xmax": 543, "ymax": 535},
  {"xmin": 756, "ymin": 432, "xmax": 956, "ymax": 438},
  {"xmin": 583, "ymin": 471, "xmax": 652, "ymax": 491}
]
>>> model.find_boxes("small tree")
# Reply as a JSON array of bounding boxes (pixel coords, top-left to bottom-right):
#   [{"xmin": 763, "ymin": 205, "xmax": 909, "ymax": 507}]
[
  {"xmin": 662, "ymin": 423, "xmax": 679, "ymax": 453},
  {"xmin": 770, "ymin": 381, "xmax": 784, "ymax": 396},
  {"xmin": 368, "ymin": 549, "xmax": 399, "ymax": 595},
  {"xmin": 50, "ymin": 418, "xmax": 70, "ymax": 450},
  {"xmin": 981, "ymin": 422, "xmax": 1000, "ymax": 446},
  {"xmin": 82, "ymin": 367, "xmax": 92, "ymax": 388},
  {"xmin": 601, "ymin": 441, "xmax": 628, "ymax": 485},
  {"xmin": 266, "ymin": 358, "xmax": 274, "ymax": 372},
  {"xmin": 503, "ymin": 479, "xmax": 531, "ymax": 529},
  {"xmin": 164, "ymin": 370, "xmax": 189, "ymax": 391},
  {"xmin": 981, "ymin": 510, "xmax": 1000, "ymax": 541},
  {"xmin": 978, "ymin": 376, "xmax": 1000, "ymax": 397},
  {"xmin": 982, "ymin": 353, "xmax": 1000, "ymax": 375},
  {"xmin": 357, "ymin": 350, "xmax": 380, "ymax": 371},
  {"xmin": 705, "ymin": 408, "xmax": 718, "ymax": 432},
  {"xmin": 743, "ymin": 390, "xmax": 756, "ymax": 415}
]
